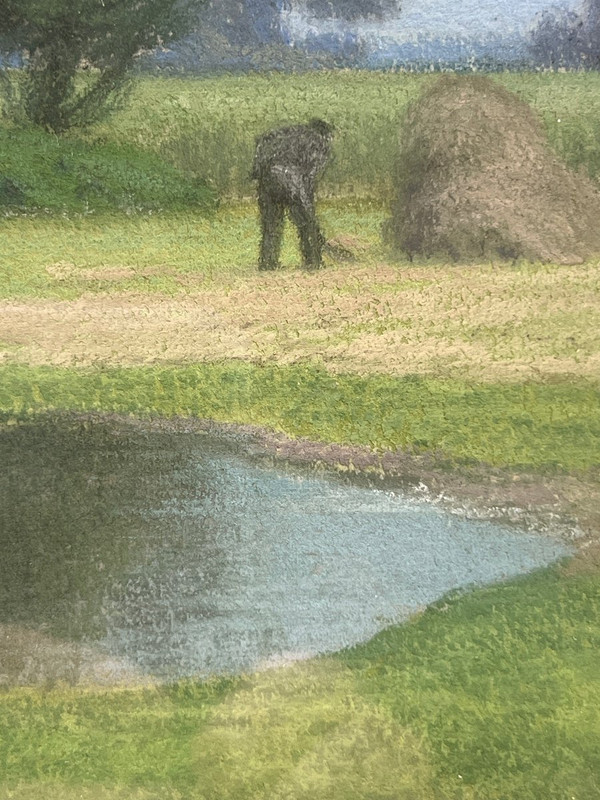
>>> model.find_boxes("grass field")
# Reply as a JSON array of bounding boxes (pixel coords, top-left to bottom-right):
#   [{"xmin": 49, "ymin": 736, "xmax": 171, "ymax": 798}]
[
  {"xmin": 87, "ymin": 70, "xmax": 600, "ymax": 197},
  {"xmin": 1, "ymin": 199, "xmax": 599, "ymax": 472},
  {"xmin": 1, "ymin": 70, "xmax": 599, "ymax": 800},
  {"xmin": 5, "ymin": 70, "xmax": 600, "ymax": 200}
]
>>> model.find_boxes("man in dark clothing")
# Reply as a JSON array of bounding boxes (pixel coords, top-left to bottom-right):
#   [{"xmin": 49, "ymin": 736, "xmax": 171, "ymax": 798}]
[{"xmin": 251, "ymin": 118, "xmax": 334, "ymax": 271}]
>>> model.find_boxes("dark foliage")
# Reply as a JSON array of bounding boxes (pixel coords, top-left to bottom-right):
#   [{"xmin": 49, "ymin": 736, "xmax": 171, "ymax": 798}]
[
  {"xmin": 0, "ymin": 126, "xmax": 217, "ymax": 213},
  {"xmin": 0, "ymin": 175, "xmax": 25, "ymax": 206},
  {"xmin": 529, "ymin": 0, "xmax": 600, "ymax": 69},
  {"xmin": 0, "ymin": 0, "xmax": 198, "ymax": 132},
  {"xmin": 196, "ymin": 0, "xmax": 281, "ymax": 47},
  {"xmin": 304, "ymin": 0, "xmax": 400, "ymax": 21}
]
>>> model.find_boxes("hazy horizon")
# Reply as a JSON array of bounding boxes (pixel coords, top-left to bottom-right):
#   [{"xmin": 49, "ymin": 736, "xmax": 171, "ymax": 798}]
[{"xmin": 281, "ymin": 0, "xmax": 582, "ymax": 44}]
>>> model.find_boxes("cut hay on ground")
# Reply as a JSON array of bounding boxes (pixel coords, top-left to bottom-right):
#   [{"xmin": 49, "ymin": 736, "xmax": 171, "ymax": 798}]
[{"xmin": 1, "ymin": 262, "xmax": 598, "ymax": 382}]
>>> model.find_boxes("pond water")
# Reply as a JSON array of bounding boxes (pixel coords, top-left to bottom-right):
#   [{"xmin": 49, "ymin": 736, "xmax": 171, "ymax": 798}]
[{"xmin": 0, "ymin": 416, "xmax": 572, "ymax": 683}]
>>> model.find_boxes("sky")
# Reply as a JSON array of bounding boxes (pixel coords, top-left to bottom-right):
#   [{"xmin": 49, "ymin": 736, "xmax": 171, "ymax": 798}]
[{"xmin": 281, "ymin": 0, "xmax": 583, "ymax": 43}]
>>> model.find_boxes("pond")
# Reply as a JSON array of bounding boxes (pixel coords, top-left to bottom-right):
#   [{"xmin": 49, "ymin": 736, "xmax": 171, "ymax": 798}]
[{"xmin": 0, "ymin": 416, "xmax": 572, "ymax": 684}]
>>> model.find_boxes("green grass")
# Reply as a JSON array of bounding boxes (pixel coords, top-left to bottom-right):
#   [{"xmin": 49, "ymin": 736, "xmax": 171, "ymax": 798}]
[
  {"xmin": 81, "ymin": 71, "xmax": 600, "ymax": 197},
  {"xmin": 340, "ymin": 566, "xmax": 600, "ymax": 799},
  {"xmin": 0, "ymin": 678, "xmax": 235, "ymax": 795},
  {"xmin": 0, "ymin": 199, "xmax": 385, "ymax": 298},
  {"xmin": 0, "ymin": 362, "xmax": 598, "ymax": 473},
  {"xmin": 1, "ymin": 566, "xmax": 599, "ymax": 799},
  {"xmin": 3, "ymin": 71, "xmax": 600, "ymax": 202},
  {"xmin": 1, "ymin": 69, "xmax": 599, "ymax": 800},
  {"xmin": 0, "ymin": 126, "xmax": 216, "ymax": 214}
]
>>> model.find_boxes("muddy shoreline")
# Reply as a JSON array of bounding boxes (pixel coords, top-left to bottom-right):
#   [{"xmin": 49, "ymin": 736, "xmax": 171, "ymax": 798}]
[
  {"xmin": 7, "ymin": 409, "xmax": 598, "ymax": 556},
  {"xmin": 3, "ymin": 408, "xmax": 588, "ymax": 689},
  {"xmin": 0, "ymin": 412, "xmax": 600, "ymax": 688}
]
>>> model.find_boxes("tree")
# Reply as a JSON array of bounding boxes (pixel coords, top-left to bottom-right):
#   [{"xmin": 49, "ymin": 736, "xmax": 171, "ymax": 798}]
[
  {"xmin": 529, "ymin": 0, "xmax": 600, "ymax": 70},
  {"xmin": 0, "ymin": 0, "xmax": 198, "ymax": 133},
  {"xmin": 303, "ymin": 0, "xmax": 401, "ymax": 21}
]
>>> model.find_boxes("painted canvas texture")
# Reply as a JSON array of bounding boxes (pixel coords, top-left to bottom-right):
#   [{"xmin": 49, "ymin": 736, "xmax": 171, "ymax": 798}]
[{"xmin": 0, "ymin": 2, "xmax": 599, "ymax": 799}]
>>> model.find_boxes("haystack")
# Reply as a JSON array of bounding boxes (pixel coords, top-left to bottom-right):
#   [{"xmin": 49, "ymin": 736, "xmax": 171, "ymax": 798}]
[{"xmin": 385, "ymin": 75, "xmax": 600, "ymax": 264}]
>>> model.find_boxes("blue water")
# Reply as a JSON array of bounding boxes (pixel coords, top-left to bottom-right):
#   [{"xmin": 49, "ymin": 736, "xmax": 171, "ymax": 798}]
[{"xmin": 0, "ymin": 417, "xmax": 572, "ymax": 681}]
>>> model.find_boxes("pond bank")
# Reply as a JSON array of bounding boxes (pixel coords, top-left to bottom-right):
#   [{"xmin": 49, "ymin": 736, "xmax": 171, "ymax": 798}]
[
  {"xmin": 207, "ymin": 414, "xmax": 600, "ymax": 576},
  {"xmin": 60, "ymin": 408, "xmax": 597, "ymax": 543},
  {"xmin": 0, "ymin": 411, "xmax": 577, "ymax": 686}
]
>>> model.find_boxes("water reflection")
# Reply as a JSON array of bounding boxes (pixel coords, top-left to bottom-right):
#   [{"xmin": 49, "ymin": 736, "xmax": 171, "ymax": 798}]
[
  {"xmin": 0, "ymin": 415, "xmax": 572, "ymax": 683},
  {"xmin": 1, "ymin": 419, "xmax": 226, "ymax": 642}
]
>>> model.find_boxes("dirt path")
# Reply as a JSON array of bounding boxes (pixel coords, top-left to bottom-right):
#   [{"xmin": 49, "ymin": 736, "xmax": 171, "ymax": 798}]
[{"xmin": 1, "ymin": 263, "xmax": 599, "ymax": 381}]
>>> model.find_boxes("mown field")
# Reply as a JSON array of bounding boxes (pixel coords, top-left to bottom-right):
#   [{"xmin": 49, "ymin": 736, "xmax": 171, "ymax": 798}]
[{"xmin": 1, "ymin": 70, "xmax": 599, "ymax": 800}]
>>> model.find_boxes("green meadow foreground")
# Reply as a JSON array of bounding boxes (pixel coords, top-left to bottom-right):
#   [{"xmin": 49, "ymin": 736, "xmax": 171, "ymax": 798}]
[
  {"xmin": 1, "ymin": 569, "xmax": 599, "ymax": 800},
  {"xmin": 1, "ymin": 71, "xmax": 599, "ymax": 799},
  {"xmin": 1, "ymin": 201, "xmax": 599, "ymax": 800}
]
